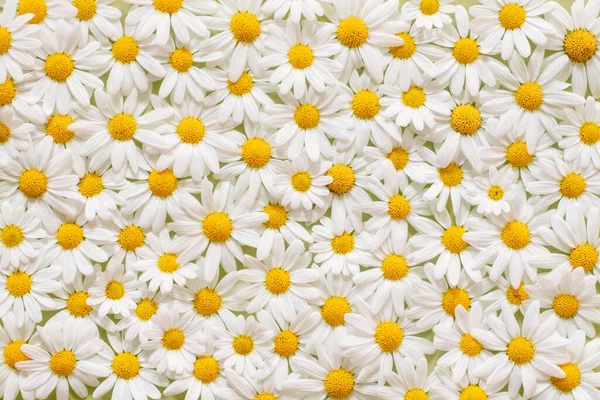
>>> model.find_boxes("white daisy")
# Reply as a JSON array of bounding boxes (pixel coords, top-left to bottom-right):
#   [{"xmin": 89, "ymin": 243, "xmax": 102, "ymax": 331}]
[
  {"xmin": 465, "ymin": 165, "xmax": 518, "ymax": 216},
  {"xmin": 374, "ymin": 357, "xmax": 441, "ymax": 400},
  {"xmin": 0, "ymin": 108, "xmax": 31, "ymax": 167},
  {"xmin": 0, "ymin": 313, "xmax": 36, "ymax": 400},
  {"xmin": 0, "ymin": 202, "xmax": 45, "ymax": 270},
  {"xmin": 0, "ymin": 76, "xmax": 45, "ymax": 124},
  {"xmin": 557, "ymin": 96, "xmax": 600, "ymax": 169},
  {"xmin": 102, "ymin": 213, "xmax": 149, "ymax": 272},
  {"xmin": 479, "ymin": 275, "xmax": 534, "ymax": 316},
  {"xmin": 401, "ymin": 0, "xmax": 455, "ymax": 30},
  {"xmin": 74, "ymin": 163, "xmax": 125, "ymax": 221},
  {"xmin": 114, "ymin": 284, "xmax": 167, "ymax": 342},
  {"xmin": 87, "ymin": 263, "xmax": 142, "ymax": 318},
  {"xmin": 262, "ymin": 0, "xmax": 330, "ymax": 22},
  {"xmin": 71, "ymin": 0, "xmax": 122, "ymax": 46},
  {"xmin": 15, "ymin": 0, "xmax": 76, "ymax": 35},
  {"xmin": 434, "ymin": 369, "xmax": 511, "ymax": 400},
  {"xmin": 217, "ymin": 369, "xmax": 295, "ymax": 400}
]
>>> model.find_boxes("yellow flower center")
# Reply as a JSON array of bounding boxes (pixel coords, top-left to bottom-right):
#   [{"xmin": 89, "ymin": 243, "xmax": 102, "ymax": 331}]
[
  {"xmin": 46, "ymin": 114, "xmax": 75, "ymax": 144},
  {"xmin": 564, "ymin": 29, "xmax": 597, "ymax": 63},
  {"xmin": 3, "ymin": 340, "xmax": 29, "ymax": 370},
  {"xmin": 374, "ymin": 321, "xmax": 403, "ymax": 352},
  {"xmin": 291, "ymin": 171, "xmax": 312, "ymax": 192},
  {"xmin": 559, "ymin": 172, "xmax": 586, "ymax": 199},
  {"xmin": 390, "ymin": 32, "xmax": 416, "ymax": 59},
  {"xmin": 18, "ymin": 0, "xmax": 47, "ymax": 24},
  {"xmin": 506, "ymin": 282, "xmax": 529, "ymax": 305},
  {"xmin": 453, "ymin": 38, "xmax": 479, "ymax": 65},
  {"xmin": 118, "ymin": 225, "xmax": 145, "ymax": 252},
  {"xmin": 499, "ymin": 3, "xmax": 526, "ymax": 30},
  {"xmin": 0, "ymin": 27, "xmax": 12, "ymax": 55},
  {"xmin": 273, "ymin": 329, "xmax": 299, "ymax": 357},
  {"xmin": 460, "ymin": 333, "xmax": 483, "ymax": 357},
  {"xmin": 327, "ymin": 164, "xmax": 355, "ymax": 194},
  {"xmin": 451, "ymin": 104, "xmax": 481, "ymax": 135},
  {"xmin": 202, "ymin": 212, "xmax": 233, "ymax": 243},
  {"xmin": 501, "ymin": 220, "xmax": 530, "ymax": 250},
  {"xmin": 569, "ymin": 243, "xmax": 598, "ymax": 273},
  {"xmin": 170, "ymin": 48, "xmax": 193, "ymax": 73},
  {"xmin": 487, "ymin": 185, "xmax": 504, "ymax": 200},
  {"xmin": 153, "ymin": 0, "xmax": 181, "ymax": 14},
  {"xmin": 157, "ymin": 253, "xmax": 180, "ymax": 273},
  {"xmin": 331, "ymin": 232, "xmax": 355, "ymax": 255},
  {"xmin": 66, "ymin": 291, "xmax": 92, "ymax": 317},
  {"xmin": 419, "ymin": 0, "xmax": 440, "ymax": 15},
  {"xmin": 242, "ymin": 137, "xmax": 272, "ymax": 169},
  {"xmin": 44, "ymin": 53, "xmax": 74, "ymax": 82},
  {"xmin": 388, "ymin": 194, "xmax": 411, "ymax": 220},
  {"xmin": 288, "ymin": 44, "xmax": 314, "ymax": 69},
  {"xmin": 111, "ymin": 36, "xmax": 139, "ymax": 64},
  {"xmin": 552, "ymin": 294, "xmax": 579, "ymax": 319},
  {"xmin": 459, "ymin": 385, "xmax": 487, "ymax": 400},
  {"xmin": 78, "ymin": 172, "xmax": 103, "ymax": 198},
  {"xmin": 0, "ymin": 122, "xmax": 9, "ymax": 143},
  {"xmin": 177, "ymin": 117, "xmax": 205, "ymax": 144},
  {"xmin": 112, "ymin": 352, "xmax": 140, "ymax": 380},
  {"xmin": 232, "ymin": 334, "xmax": 254, "ymax": 355},
  {"xmin": 439, "ymin": 162, "xmax": 463, "ymax": 187},
  {"xmin": 579, "ymin": 121, "xmax": 600, "ymax": 145},
  {"xmin": 0, "ymin": 78, "xmax": 16, "ymax": 106},
  {"xmin": 6, "ymin": 271, "xmax": 32, "ymax": 297},
  {"xmin": 265, "ymin": 267, "xmax": 290, "ymax": 295},
  {"xmin": 227, "ymin": 71, "xmax": 253, "ymax": 96},
  {"xmin": 505, "ymin": 140, "xmax": 533, "ymax": 167},
  {"xmin": 336, "ymin": 17, "xmax": 368, "ymax": 48},
  {"xmin": 386, "ymin": 147, "xmax": 409, "ymax": 170},
  {"xmin": 441, "ymin": 226, "xmax": 468, "ymax": 254},
  {"xmin": 506, "ymin": 336, "xmax": 535, "ymax": 365},
  {"xmin": 255, "ymin": 393, "xmax": 277, "ymax": 400},
  {"xmin": 147, "ymin": 169, "xmax": 178, "ymax": 198},
  {"xmin": 551, "ymin": 363, "xmax": 581, "ymax": 393},
  {"xmin": 321, "ymin": 296, "xmax": 350, "ymax": 327},
  {"xmin": 135, "ymin": 298, "xmax": 158, "ymax": 321},
  {"xmin": 162, "ymin": 328, "xmax": 185, "ymax": 350},
  {"xmin": 381, "ymin": 254, "xmax": 408, "ymax": 281},
  {"xmin": 56, "ymin": 222, "xmax": 84, "ymax": 250},
  {"xmin": 1, "ymin": 225, "xmax": 24, "ymax": 248},
  {"xmin": 107, "ymin": 113, "xmax": 137, "ymax": 141},
  {"xmin": 73, "ymin": 0, "xmax": 97, "ymax": 21},
  {"xmin": 105, "ymin": 280, "xmax": 125, "ymax": 300},
  {"xmin": 351, "ymin": 90, "xmax": 380, "ymax": 120},
  {"xmin": 193, "ymin": 355, "xmax": 220, "ymax": 383},
  {"xmin": 324, "ymin": 368, "xmax": 355, "ymax": 398},
  {"xmin": 263, "ymin": 204, "xmax": 288, "ymax": 230},
  {"xmin": 194, "ymin": 288, "xmax": 222, "ymax": 316},
  {"xmin": 294, "ymin": 104, "xmax": 320, "ymax": 129},
  {"xmin": 18, "ymin": 168, "xmax": 48, "ymax": 199},
  {"xmin": 405, "ymin": 389, "xmax": 429, "ymax": 400},
  {"xmin": 230, "ymin": 11, "xmax": 261, "ymax": 43},
  {"xmin": 442, "ymin": 288, "xmax": 471, "ymax": 317},
  {"xmin": 514, "ymin": 82, "xmax": 543, "ymax": 111},
  {"xmin": 402, "ymin": 86, "xmax": 426, "ymax": 108},
  {"xmin": 49, "ymin": 350, "xmax": 76, "ymax": 376}
]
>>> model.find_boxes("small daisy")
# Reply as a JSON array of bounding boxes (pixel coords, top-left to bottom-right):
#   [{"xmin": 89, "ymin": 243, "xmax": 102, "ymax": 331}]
[
  {"xmin": 479, "ymin": 275, "xmax": 534, "ymax": 316},
  {"xmin": 435, "ymin": 369, "xmax": 511, "ymax": 400},
  {"xmin": 557, "ymin": 96, "xmax": 600, "ymax": 168},
  {"xmin": 102, "ymin": 214, "xmax": 148, "ymax": 272},
  {"xmin": 15, "ymin": 0, "xmax": 76, "ymax": 35},
  {"xmin": 141, "ymin": 307, "xmax": 205, "ymax": 374},
  {"xmin": 169, "ymin": 178, "xmax": 268, "ymax": 281},
  {"xmin": 74, "ymin": 163, "xmax": 125, "ymax": 221},
  {"xmin": 217, "ymin": 369, "xmax": 294, "ymax": 400},
  {"xmin": 0, "ymin": 75, "xmax": 45, "ymax": 125},
  {"xmin": 71, "ymin": 0, "xmax": 122, "ymax": 46},
  {"xmin": 0, "ymin": 108, "xmax": 31, "ymax": 166},
  {"xmin": 114, "ymin": 284, "xmax": 167, "ymax": 341},
  {"xmin": 465, "ymin": 165, "xmax": 518, "ymax": 216},
  {"xmin": 262, "ymin": 0, "xmax": 330, "ymax": 22},
  {"xmin": 0, "ymin": 202, "xmax": 45, "ymax": 270},
  {"xmin": 87, "ymin": 263, "xmax": 141, "ymax": 318},
  {"xmin": 0, "ymin": 313, "xmax": 36, "ymax": 400},
  {"xmin": 374, "ymin": 357, "xmax": 440, "ymax": 400},
  {"xmin": 401, "ymin": 0, "xmax": 455, "ymax": 30}
]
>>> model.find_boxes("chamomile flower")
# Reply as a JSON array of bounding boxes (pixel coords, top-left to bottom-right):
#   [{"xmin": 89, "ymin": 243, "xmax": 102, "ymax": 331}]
[
  {"xmin": 0, "ymin": 108, "xmax": 31, "ymax": 166},
  {"xmin": 102, "ymin": 214, "xmax": 148, "ymax": 272},
  {"xmin": 375, "ymin": 358, "xmax": 440, "ymax": 400},
  {"xmin": 557, "ymin": 97, "xmax": 600, "ymax": 168},
  {"xmin": 217, "ymin": 369, "xmax": 295, "ymax": 400},
  {"xmin": 465, "ymin": 165, "xmax": 518, "ymax": 216},
  {"xmin": 262, "ymin": 0, "xmax": 330, "ymax": 22},
  {"xmin": 87, "ymin": 263, "xmax": 141, "ymax": 318},
  {"xmin": 0, "ymin": 75, "xmax": 45, "ymax": 124},
  {"xmin": 0, "ymin": 313, "xmax": 35, "ymax": 400},
  {"xmin": 71, "ymin": 0, "xmax": 121, "ymax": 46},
  {"xmin": 401, "ymin": 0, "xmax": 455, "ymax": 30},
  {"xmin": 114, "ymin": 285, "xmax": 167, "ymax": 341},
  {"xmin": 0, "ymin": 202, "xmax": 45, "ymax": 270},
  {"xmin": 435, "ymin": 369, "xmax": 511, "ymax": 400},
  {"xmin": 15, "ymin": 0, "xmax": 76, "ymax": 35},
  {"xmin": 74, "ymin": 164, "xmax": 125, "ymax": 221},
  {"xmin": 141, "ymin": 307, "xmax": 205, "ymax": 374},
  {"xmin": 479, "ymin": 275, "xmax": 534, "ymax": 316}
]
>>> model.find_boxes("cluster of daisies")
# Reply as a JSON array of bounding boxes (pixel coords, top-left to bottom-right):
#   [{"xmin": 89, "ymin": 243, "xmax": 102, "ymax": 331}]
[{"xmin": 2, "ymin": 0, "xmax": 600, "ymax": 399}]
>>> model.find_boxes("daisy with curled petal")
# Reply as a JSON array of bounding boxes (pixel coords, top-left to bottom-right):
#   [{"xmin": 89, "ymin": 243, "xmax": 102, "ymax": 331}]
[
  {"xmin": 261, "ymin": 19, "xmax": 341, "ymax": 99},
  {"xmin": 479, "ymin": 274, "xmax": 534, "ymax": 316},
  {"xmin": 93, "ymin": 332, "xmax": 169, "ymax": 400},
  {"xmin": 203, "ymin": 0, "xmax": 268, "ymax": 82},
  {"xmin": 401, "ymin": 0, "xmax": 455, "ymax": 30},
  {"xmin": 340, "ymin": 297, "xmax": 434, "ymax": 384},
  {"xmin": 263, "ymin": 85, "xmax": 352, "ymax": 162},
  {"xmin": 374, "ymin": 357, "xmax": 440, "ymax": 400},
  {"xmin": 147, "ymin": 96, "xmax": 237, "ymax": 182},
  {"xmin": 274, "ymin": 153, "xmax": 333, "ymax": 211},
  {"xmin": 0, "ymin": 313, "xmax": 36, "ymax": 400},
  {"xmin": 16, "ymin": 0, "xmax": 76, "ymax": 35},
  {"xmin": 545, "ymin": 0, "xmax": 600, "ymax": 97},
  {"xmin": 0, "ymin": 108, "xmax": 31, "ymax": 167},
  {"xmin": 0, "ymin": 146, "xmax": 79, "ymax": 232},
  {"xmin": 71, "ymin": 0, "xmax": 121, "ymax": 46},
  {"xmin": 102, "ymin": 214, "xmax": 148, "ymax": 272},
  {"xmin": 263, "ymin": 0, "xmax": 331, "ymax": 22},
  {"xmin": 87, "ymin": 263, "xmax": 141, "ymax": 318},
  {"xmin": 237, "ymin": 239, "xmax": 319, "ymax": 325},
  {"xmin": 435, "ymin": 368, "xmax": 511, "ymax": 400},
  {"xmin": 323, "ymin": 0, "xmax": 404, "ymax": 83},
  {"xmin": 472, "ymin": 302, "xmax": 570, "ymax": 399},
  {"xmin": 465, "ymin": 165, "xmax": 518, "ymax": 216},
  {"xmin": 132, "ymin": 230, "xmax": 198, "ymax": 294},
  {"xmin": 114, "ymin": 284, "xmax": 167, "ymax": 342},
  {"xmin": 213, "ymin": 309, "xmax": 274, "ymax": 379},
  {"xmin": 141, "ymin": 307, "xmax": 205, "ymax": 375},
  {"xmin": 74, "ymin": 163, "xmax": 125, "ymax": 221},
  {"xmin": 557, "ymin": 97, "xmax": 600, "ymax": 169},
  {"xmin": 17, "ymin": 319, "xmax": 109, "ymax": 400},
  {"xmin": 169, "ymin": 178, "xmax": 268, "ymax": 281},
  {"xmin": 74, "ymin": 89, "xmax": 174, "ymax": 182},
  {"xmin": 469, "ymin": 0, "xmax": 554, "ymax": 60},
  {"xmin": 380, "ymin": 80, "xmax": 452, "ymax": 131},
  {"xmin": 217, "ymin": 369, "xmax": 296, "ymax": 400},
  {"xmin": 0, "ymin": 202, "xmax": 45, "ymax": 270}
]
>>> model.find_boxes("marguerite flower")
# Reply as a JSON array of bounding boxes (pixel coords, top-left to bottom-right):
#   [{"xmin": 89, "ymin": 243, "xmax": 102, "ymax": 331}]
[
  {"xmin": 401, "ymin": 0, "xmax": 455, "ymax": 30},
  {"xmin": 74, "ymin": 163, "xmax": 125, "ymax": 221},
  {"xmin": 15, "ymin": 0, "xmax": 76, "ymax": 35},
  {"xmin": 435, "ymin": 369, "xmax": 511, "ymax": 400},
  {"xmin": 217, "ymin": 369, "xmax": 295, "ymax": 400},
  {"xmin": 0, "ymin": 313, "xmax": 36, "ymax": 400},
  {"xmin": 71, "ymin": 0, "xmax": 121, "ymax": 46},
  {"xmin": 557, "ymin": 96, "xmax": 600, "ymax": 168},
  {"xmin": 479, "ymin": 275, "xmax": 534, "ymax": 316},
  {"xmin": 114, "ymin": 284, "xmax": 167, "ymax": 341},
  {"xmin": 0, "ymin": 202, "xmax": 45, "ymax": 270},
  {"xmin": 0, "ymin": 108, "xmax": 31, "ymax": 166},
  {"xmin": 374, "ymin": 358, "xmax": 441, "ymax": 400},
  {"xmin": 87, "ymin": 263, "xmax": 141, "ymax": 318},
  {"xmin": 465, "ymin": 165, "xmax": 518, "ymax": 216},
  {"xmin": 102, "ymin": 213, "xmax": 149, "ymax": 272}
]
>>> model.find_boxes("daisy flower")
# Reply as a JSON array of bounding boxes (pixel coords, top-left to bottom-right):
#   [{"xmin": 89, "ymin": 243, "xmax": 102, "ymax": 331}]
[
  {"xmin": 102, "ymin": 213, "xmax": 148, "ymax": 272},
  {"xmin": 0, "ymin": 74, "xmax": 45, "ymax": 124},
  {"xmin": 380, "ymin": 80, "xmax": 452, "ymax": 131},
  {"xmin": 124, "ymin": 0, "xmax": 215, "ymax": 45},
  {"xmin": 263, "ymin": 86, "xmax": 352, "ymax": 162},
  {"xmin": 469, "ymin": 0, "xmax": 554, "ymax": 59},
  {"xmin": 479, "ymin": 275, "xmax": 534, "ymax": 316},
  {"xmin": 262, "ymin": 0, "xmax": 330, "ymax": 22},
  {"xmin": 465, "ymin": 165, "xmax": 518, "ymax": 216},
  {"xmin": 0, "ymin": 108, "xmax": 31, "ymax": 166},
  {"xmin": 545, "ymin": 0, "xmax": 600, "ymax": 96},
  {"xmin": 0, "ymin": 313, "xmax": 35, "ymax": 400},
  {"xmin": 213, "ymin": 309, "xmax": 274, "ymax": 378},
  {"xmin": 203, "ymin": 0, "xmax": 268, "ymax": 82},
  {"xmin": 557, "ymin": 96, "xmax": 600, "ymax": 168},
  {"xmin": 274, "ymin": 153, "xmax": 333, "ymax": 211},
  {"xmin": 324, "ymin": 0, "xmax": 404, "ymax": 83},
  {"xmin": 374, "ymin": 358, "xmax": 440, "ymax": 400},
  {"xmin": 401, "ymin": 0, "xmax": 455, "ymax": 30},
  {"xmin": 434, "ymin": 369, "xmax": 511, "ymax": 400},
  {"xmin": 17, "ymin": 319, "xmax": 108, "ymax": 400},
  {"xmin": 87, "ymin": 263, "xmax": 142, "ymax": 318},
  {"xmin": 71, "ymin": 0, "xmax": 121, "ymax": 46},
  {"xmin": 15, "ymin": 0, "xmax": 76, "ymax": 35},
  {"xmin": 114, "ymin": 284, "xmax": 167, "ymax": 342},
  {"xmin": 141, "ymin": 307, "xmax": 205, "ymax": 374},
  {"xmin": 0, "ymin": 202, "xmax": 45, "ymax": 270},
  {"xmin": 93, "ymin": 332, "xmax": 169, "ymax": 400},
  {"xmin": 169, "ymin": 178, "xmax": 268, "ymax": 281},
  {"xmin": 261, "ymin": 19, "xmax": 340, "ymax": 98},
  {"xmin": 74, "ymin": 163, "xmax": 125, "ymax": 221},
  {"xmin": 472, "ymin": 302, "xmax": 570, "ymax": 398},
  {"xmin": 132, "ymin": 230, "xmax": 198, "ymax": 294},
  {"xmin": 216, "ymin": 369, "xmax": 295, "ymax": 400},
  {"xmin": 237, "ymin": 239, "xmax": 319, "ymax": 324}
]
